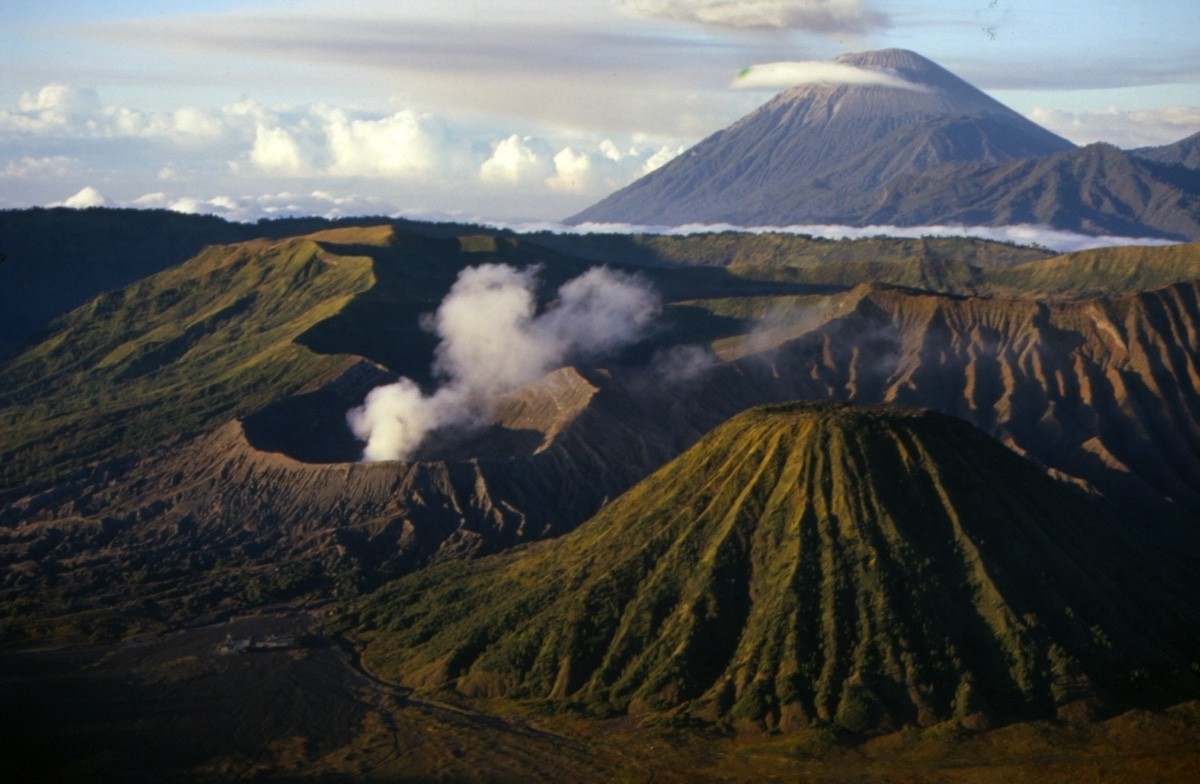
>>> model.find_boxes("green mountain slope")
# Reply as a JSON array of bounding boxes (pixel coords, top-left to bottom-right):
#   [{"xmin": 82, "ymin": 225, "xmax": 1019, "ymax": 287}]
[
  {"xmin": 352, "ymin": 403, "xmax": 1200, "ymax": 732},
  {"xmin": 0, "ymin": 207, "xmax": 501, "ymax": 356},
  {"xmin": 987, "ymin": 242, "xmax": 1200, "ymax": 298},
  {"xmin": 0, "ymin": 222, "xmax": 813, "ymax": 493},
  {"xmin": 0, "ymin": 233, "xmax": 377, "ymax": 490}
]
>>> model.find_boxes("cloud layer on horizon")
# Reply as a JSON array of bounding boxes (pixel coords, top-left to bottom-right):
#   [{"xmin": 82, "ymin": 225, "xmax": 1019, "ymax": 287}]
[
  {"xmin": 0, "ymin": 83, "xmax": 687, "ymax": 220},
  {"xmin": 510, "ymin": 220, "xmax": 1181, "ymax": 254},
  {"xmin": 1027, "ymin": 106, "xmax": 1200, "ymax": 148}
]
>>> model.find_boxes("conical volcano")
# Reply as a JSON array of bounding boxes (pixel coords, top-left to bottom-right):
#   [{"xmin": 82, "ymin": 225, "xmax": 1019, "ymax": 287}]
[
  {"xmin": 353, "ymin": 402, "xmax": 1200, "ymax": 732},
  {"xmin": 568, "ymin": 49, "xmax": 1075, "ymax": 226}
]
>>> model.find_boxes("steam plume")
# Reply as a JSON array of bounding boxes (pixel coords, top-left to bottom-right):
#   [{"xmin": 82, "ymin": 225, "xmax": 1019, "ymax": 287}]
[{"xmin": 348, "ymin": 264, "xmax": 660, "ymax": 461}]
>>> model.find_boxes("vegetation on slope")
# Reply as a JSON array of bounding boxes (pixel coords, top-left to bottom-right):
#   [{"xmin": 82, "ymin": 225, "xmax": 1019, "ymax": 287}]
[
  {"xmin": 530, "ymin": 231, "xmax": 1051, "ymax": 272},
  {"xmin": 351, "ymin": 402, "xmax": 1200, "ymax": 732},
  {"xmin": 0, "ymin": 233, "xmax": 377, "ymax": 490},
  {"xmin": 541, "ymin": 230, "xmax": 1200, "ymax": 302},
  {"xmin": 0, "ymin": 222, "xmax": 809, "ymax": 493},
  {"xmin": 987, "ymin": 242, "xmax": 1200, "ymax": 298},
  {"xmin": 0, "ymin": 207, "xmax": 501, "ymax": 356}
]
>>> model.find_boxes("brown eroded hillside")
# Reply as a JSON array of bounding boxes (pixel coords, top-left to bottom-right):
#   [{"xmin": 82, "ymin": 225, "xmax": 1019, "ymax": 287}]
[{"xmin": 704, "ymin": 280, "xmax": 1200, "ymax": 529}]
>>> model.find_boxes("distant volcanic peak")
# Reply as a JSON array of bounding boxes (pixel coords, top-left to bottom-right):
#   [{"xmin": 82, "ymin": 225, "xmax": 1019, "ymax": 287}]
[
  {"xmin": 567, "ymin": 49, "xmax": 1077, "ymax": 228},
  {"xmin": 836, "ymin": 48, "xmax": 961, "ymax": 88},
  {"xmin": 809, "ymin": 49, "xmax": 1033, "ymax": 123}
]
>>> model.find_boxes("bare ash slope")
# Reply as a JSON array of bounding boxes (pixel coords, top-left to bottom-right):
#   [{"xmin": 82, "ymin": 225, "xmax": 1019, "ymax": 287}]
[
  {"xmin": 569, "ymin": 49, "xmax": 1200, "ymax": 240},
  {"xmin": 705, "ymin": 280, "xmax": 1200, "ymax": 528},
  {"xmin": 569, "ymin": 48, "xmax": 1073, "ymax": 227}
]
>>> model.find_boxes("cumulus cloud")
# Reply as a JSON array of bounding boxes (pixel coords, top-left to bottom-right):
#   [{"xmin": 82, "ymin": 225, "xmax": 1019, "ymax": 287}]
[
  {"xmin": 55, "ymin": 186, "xmax": 108, "ymax": 208},
  {"xmin": 249, "ymin": 124, "xmax": 307, "ymax": 174},
  {"xmin": 480, "ymin": 134, "xmax": 550, "ymax": 185},
  {"xmin": 1, "ymin": 156, "xmax": 74, "ymax": 178},
  {"xmin": 324, "ymin": 108, "xmax": 438, "ymax": 179},
  {"xmin": 1026, "ymin": 106, "xmax": 1200, "ymax": 148},
  {"xmin": 620, "ymin": 0, "xmax": 888, "ymax": 33},
  {"xmin": 14, "ymin": 84, "xmax": 102, "ymax": 129},
  {"xmin": 641, "ymin": 144, "xmax": 685, "ymax": 173},
  {"xmin": 0, "ymin": 80, "xmax": 697, "ymax": 218},
  {"xmin": 347, "ymin": 264, "xmax": 661, "ymax": 461},
  {"xmin": 0, "ymin": 83, "xmax": 236, "ymax": 147},
  {"xmin": 732, "ymin": 61, "xmax": 926, "ymax": 91},
  {"xmin": 545, "ymin": 147, "xmax": 593, "ymax": 192}
]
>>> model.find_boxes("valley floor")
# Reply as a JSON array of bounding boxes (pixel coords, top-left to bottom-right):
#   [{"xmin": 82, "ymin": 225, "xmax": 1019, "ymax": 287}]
[{"xmin": 2, "ymin": 606, "xmax": 1198, "ymax": 783}]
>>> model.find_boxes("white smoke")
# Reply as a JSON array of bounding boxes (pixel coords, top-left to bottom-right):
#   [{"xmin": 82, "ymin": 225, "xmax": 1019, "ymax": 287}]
[{"xmin": 347, "ymin": 264, "xmax": 660, "ymax": 461}]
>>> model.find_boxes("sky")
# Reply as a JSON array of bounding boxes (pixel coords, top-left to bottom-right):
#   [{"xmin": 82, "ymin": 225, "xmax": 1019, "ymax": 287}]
[{"xmin": 2, "ymin": 0, "xmax": 1199, "ymax": 225}]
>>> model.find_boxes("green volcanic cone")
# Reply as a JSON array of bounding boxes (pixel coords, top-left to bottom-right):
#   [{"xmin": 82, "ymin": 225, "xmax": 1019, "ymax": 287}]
[{"xmin": 353, "ymin": 402, "xmax": 1200, "ymax": 732}]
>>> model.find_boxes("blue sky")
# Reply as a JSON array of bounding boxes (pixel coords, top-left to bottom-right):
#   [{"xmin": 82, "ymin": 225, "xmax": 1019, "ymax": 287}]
[{"xmin": 2, "ymin": 0, "xmax": 1198, "ymax": 224}]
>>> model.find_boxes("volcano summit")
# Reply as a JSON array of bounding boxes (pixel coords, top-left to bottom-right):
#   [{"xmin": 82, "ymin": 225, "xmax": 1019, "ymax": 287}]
[{"xmin": 570, "ymin": 49, "xmax": 1200, "ymax": 241}]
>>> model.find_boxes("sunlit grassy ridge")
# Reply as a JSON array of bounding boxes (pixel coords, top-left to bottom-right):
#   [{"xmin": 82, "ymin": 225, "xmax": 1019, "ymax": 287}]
[
  {"xmin": 0, "ymin": 223, "xmax": 798, "ymax": 492},
  {"xmin": 352, "ymin": 402, "xmax": 1200, "ymax": 731},
  {"xmin": 531, "ymin": 231, "xmax": 1052, "ymax": 270},
  {"xmin": 0, "ymin": 234, "xmax": 377, "ymax": 489},
  {"xmin": 989, "ymin": 241, "xmax": 1200, "ymax": 298},
  {"xmin": 545, "ymin": 230, "xmax": 1200, "ymax": 300}
]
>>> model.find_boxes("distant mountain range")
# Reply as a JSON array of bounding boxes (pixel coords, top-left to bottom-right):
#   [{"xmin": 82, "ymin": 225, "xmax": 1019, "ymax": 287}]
[{"xmin": 569, "ymin": 49, "xmax": 1200, "ymax": 241}]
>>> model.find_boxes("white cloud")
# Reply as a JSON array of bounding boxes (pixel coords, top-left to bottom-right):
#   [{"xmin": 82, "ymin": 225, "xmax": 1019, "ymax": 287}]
[
  {"xmin": 732, "ymin": 61, "xmax": 925, "ymax": 91},
  {"xmin": 546, "ymin": 147, "xmax": 593, "ymax": 192},
  {"xmin": 324, "ymin": 108, "xmax": 438, "ymax": 179},
  {"xmin": 249, "ymin": 123, "xmax": 307, "ymax": 175},
  {"xmin": 600, "ymin": 139, "xmax": 625, "ymax": 161},
  {"xmin": 128, "ymin": 189, "xmax": 404, "ymax": 222},
  {"xmin": 0, "ymin": 83, "xmax": 238, "ymax": 147},
  {"xmin": 620, "ymin": 0, "xmax": 888, "ymax": 33},
  {"xmin": 480, "ymin": 134, "xmax": 549, "ymax": 185},
  {"xmin": 1027, "ymin": 106, "xmax": 1200, "ymax": 148},
  {"xmin": 156, "ymin": 106, "xmax": 229, "ymax": 142},
  {"xmin": 498, "ymin": 219, "xmax": 1179, "ymax": 254},
  {"xmin": 642, "ymin": 144, "xmax": 684, "ymax": 173},
  {"xmin": 16, "ymin": 84, "xmax": 102, "ymax": 126},
  {"xmin": 56, "ymin": 186, "xmax": 108, "ymax": 208},
  {"xmin": 0, "ymin": 156, "xmax": 74, "ymax": 178},
  {"xmin": 0, "ymin": 81, "xmax": 692, "ymax": 220}
]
